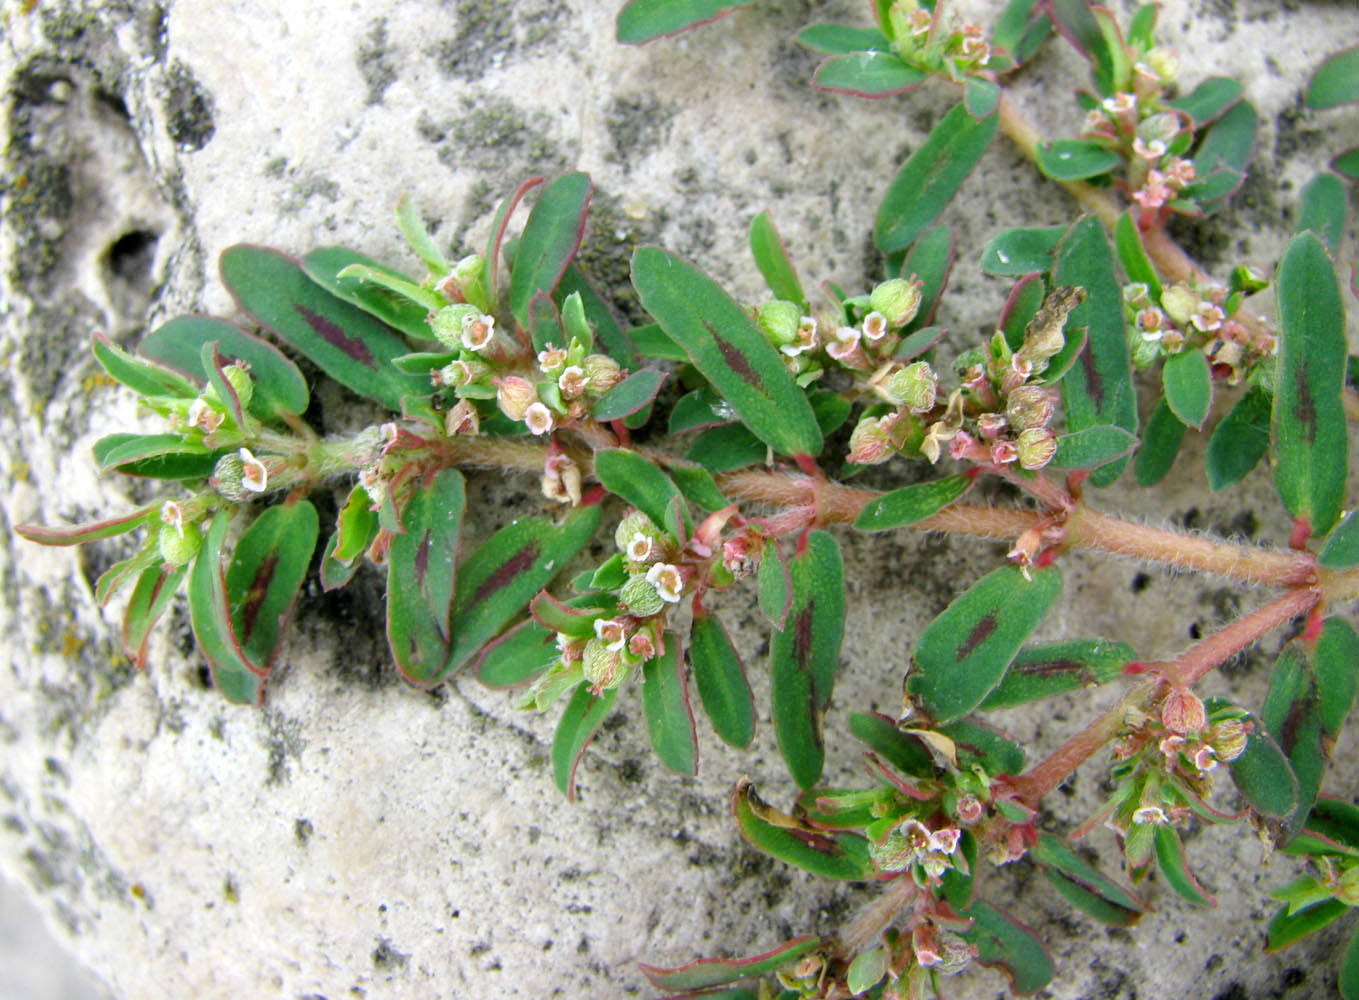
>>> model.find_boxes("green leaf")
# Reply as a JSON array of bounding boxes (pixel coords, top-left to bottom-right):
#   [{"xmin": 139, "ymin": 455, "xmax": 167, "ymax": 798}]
[
  {"xmin": 320, "ymin": 485, "xmax": 379, "ymax": 591},
  {"xmin": 642, "ymin": 635, "xmax": 698, "ymax": 775},
  {"xmin": 757, "ymin": 537, "xmax": 792, "ymax": 631},
  {"xmin": 474, "ymin": 618, "xmax": 557, "ymax": 689},
  {"xmin": 122, "ymin": 563, "xmax": 188, "ymax": 669},
  {"xmin": 386, "ymin": 471, "xmax": 466, "ymax": 684},
  {"xmin": 687, "ymin": 423, "xmax": 767, "ymax": 473},
  {"xmin": 509, "ymin": 173, "xmax": 591, "ymax": 330},
  {"xmin": 668, "ymin": 387, "xmax": 727, "ymax": 433},
  {"xmin": 552, "ymin": 683, "xmax": 617, "ymax": 800},
  {"xmin": 1153, "ymin": 825, "xmax": 1216, "ymax": 906},
  {"xmin": 593, "ymin": 449, "xmax": 686, "ymax": 534},
  {"xmin": 556, "ymin": 264, "xmax": 640, "ymax": 369},
  {"xmin": 395, "ymin": 194, "xmax": 450, "ymax": 276},
  {"xmin": 812, "ymin": 51, "xmax": 927, "ymax": 98},
  {"xmin": 1049, "ymin": 425, "xmax": 1139, "ymax": 471},
  {"xmin": 91, "ymin": 332, "xmax": 197, "ymax": 399},
  {"xmin": 690, "ymin": 610, "xmax": 755, "ymax": 749},
  {"xmin": 1162, "ymin": 350, "xmax": 1213, "ymax": 429},
  {"xmin": 201, "ymin": 341, "xmax": 246, "ymax": 430},
  {"xmin": 225, "ymin": 500, "xmax": 319, "ymax": 673},
  {"xmin": 1296, "ymin": 173, "xmax": 1348, "ymax": 255},
  {"xmin": 959, "ymin": 901, "xmax": 1055, "ymax": 994},
  {"xmin": 445, "ymin": 503, "xmax": 602, "ymax": 676},
  {"xmin": 1320, "ymin": 511, "xmax": 1359, "ymax": 568},
  {"xmin": 1307, "ymin": 46, "xmax": 1359, "ymax": 109},
  {"xmin": 1000, "ymin": 274, "xmax": 1047, "ymax": 351},
  {"xmin": 220, "ymin": 245, "xmax": 427, "ymax": 411},
  {"xmin": 629, "ymin": 322, "xmax": 687, "ymax": 362},
  {"xmin": 980, "ymin": 226, "xmax": 1066, "ymax": 276},
  {"xmin": 749, "ymin": 210, "xmax": 804, "ymax": 306},
  {"xmin": 1166, "ymin": 76, "xmax": 1242, "ymax": 126},
  {"xmin": 1342, "ymin": 923, "xmax": 1359, "ymax": 1000},
  {"xmin": 186, "ymin": 513, "xmax": 265, "ymax": 705},
  {"xmin": 639, "ymin": 936, "xmax": 821, "ymax": 993},
  {"xmin": 1193, "ymin": 100, "xmax": 1257, "ymax": 212},
  {"xmin": 141, "ymin": 315, "xmax": 312, "ymax": 420},
  {"xmin": 964, "ymin": 75, "xmax": 1001, "ymax": 120},
  {"xmin": 1036, "ymin": 139, "xmax": 1121, "ymax": 180},
  {"xmin": 940, "ymin": 718, "xmax": 1025, "ymax": 775},
  {"xmin": 590, "ymin": 368, "xmax": 667, "ymax": 421},
  {"xmin": 899, "ymin": 224, "xmax": 955, "ymax": 332},
  {"xmin": 1315, "ymin": 618, "xmax": 1359, "ymax": 736},
  {"xmin": 1273, "ymin": 231, "xmax": 1349, "ymax": 536},
  {"xmin": 1114, "ymin": 212, "xmax": 1162, "ymax": 299},
  {"xmin": 1288, "ymin": 797, "xmax": 1359, "ymax": 857},
  {"xmin": 1032, "ymin": 832, "xmax": 1145, "ymax": 927},
  {"xmin": 876, "ymin": 103, "xmax": 998, "ymax": 255},
  {"xmin": 1334, "ymin": 148, "xmax": 1359, "ymax": 182},
  {"xmin": 848, "ymin": 711, "xmax": 934, "ymax": 779},
  {"xmin": 486, "ymin": 177, "xmax": 543, "ymax": 306},
  {"xmin": 1048, "ymin": 0, "xmax": 1118, "ymax": 94},
  {"xmin": 302, "ymin": 247, "xmax": 435, "ymax": 341},
  {"xmin": 94, "ymin": 550, "xmax": 158, "ymax": 607},
  {"xmin": 1262, "ymin": 641, "xmax": 1327, "ymax": 841},
  {"xmin": 616, "ymin": 0, "xmax": 751, "ymax": 43},
  {"xmin": 846, "ymin": 946, "xmax": 887, "ymax": 995},
  {"xmin": 16, "ymin": 503, "xmax": 157, "ymax": 547},
  {"xmin": 1135, "ymin": 398, "xmax": 1186, "ymax": 486},
  {"xmin": 855, "ymin": 474, "xmax": 973, "ymax": 532},
  {"xmin": 1225, "ymin": 714, "xmax": 1300, "ymax": 820},
  {"xmin": 1053, "ymin": 216, "xmax": 1138, "ymax": 486},
  {"xmin": 669, "ymin": 463, "xmax": 731, "ymax": 513},
  {"xmin": 93, "ymin": 434, "xmax": 221, "ymax": 480},
  {"xmin": 770, "ymin": 531, "xmax": 846, "ymax": 789},
  {"xmin": 632, "ymin": 246, "xmax": 822, "ymax": 457},
  {"xmin": 732, "ymin": 780, "xmax": 873, "ymax": 880},
  {"xmin": 1206, "ymin": 385, "xmax": 1271, "ymax": 490},
  {"xmin": 908, "ymin": 566, "xmax": 1061, "ymax": 724},
  {"xmin": 1265, "ymin": 899, "xmax": 1348, "ymax": 952},
  {"xmin": 796, "ymin": 23, "xmax": 890, "ymax": 55},
  {"xmin": 980, "ymin": 638, "xmax": 1135, "ymax": 710}
]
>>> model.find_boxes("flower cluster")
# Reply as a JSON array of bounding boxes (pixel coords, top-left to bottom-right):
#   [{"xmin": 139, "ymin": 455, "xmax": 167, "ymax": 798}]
[
  {"xmin": 846, "ymin": 287, "xmax": 1080, "ymax": 473},
  {"xmin": 885, "ymin": 0, "xmax": 991, "ymax": 76},
  {"xmin": 1125, "ymin": 274, "xmax": 1277, "ymax": 384}
]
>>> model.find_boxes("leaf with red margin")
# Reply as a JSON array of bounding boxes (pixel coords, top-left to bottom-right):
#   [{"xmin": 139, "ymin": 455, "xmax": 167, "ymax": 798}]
[
  {"xmin": 510, "ymin": 173, "xmax": 591, "ymax": 331},
  {"xmin": 444, "ymin": 501, "xmax": 602, "ymax": 676},
  {"xmin": 552, "ymin": 682, "xmax": 617, "ymax": 800},
  {"xmin": 486, "ymin": 177, "xmax": 544, "ymax": 306},
  {"xmin": 959, "ymin": 900, "xmax": 1056, "ymax": 994},
  {"xmin": 220, "ymin": 245, "xmax": 428, "ymax": 412},
  {"xmin": 122, "ymin": 563, "xmax": 189, "ymax": 669},
  {"xmin": 812, "ymin": 51, "xmax": 927, "ymax": 98},
  {"xmin": 639, "ymin": 935, "xmax": 821, "ymax": 992},
  {"xmin": 690, "ymin": 609, "xmax": 755, "ymax": 749},
  {"xmin": 1153, "ymin": 825, "xmax": 1216, "ymax": 906},
  {"xmin": 899, "ymin": 223, "xmax": 955, "ymax": 333},
  {"xmin": 642, "ymin": 632, "xmax": 698, "ymax": 776},
  {"xmin": 225, "ymin": 499, "xmax": 319, "ymax": 673},
  {"xmin": 186, "ymin": 512, "xmax": 265, "ymax": 706},
  {"xmin": 732, "ymin": 778, "xmax": 874, "ymax": 881},
  {"xmin": 16, "ymin": 503, "xmax": 158, "ymax": 546},
  {"xmin": 749, "ymin": 210, "xmax": 804, "ymax": 306},
  {"xmin": 91, "ymin": 332, "xmax": 198, "ymax": 399},
  {"xmin": 1032, "ymin": 832, "xmax": 1145, "ymax": 927},
  {"xmin": 770, "ymin": 530, "xmax": 846, "ymax": 790},
  {"xmin": 979, "ymin": 637, "xmax": 1134, "ymax": 709},
  {"xmin": 591, "ymin": 368, "xmax": 667, "ymax": 422},
  {"xmin": 319, "ymin": 484, "xmax": 380, "ymax": 591},
  {"xmin": 616, "ymin": 0, "xmax": 753, "ymax": 44}
]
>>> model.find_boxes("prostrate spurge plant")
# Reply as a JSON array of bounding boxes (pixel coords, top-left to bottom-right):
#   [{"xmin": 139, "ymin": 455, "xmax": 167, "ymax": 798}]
[{"xmin": 17, "ymin": 1, "xmax": 1359, "ymax": 996}]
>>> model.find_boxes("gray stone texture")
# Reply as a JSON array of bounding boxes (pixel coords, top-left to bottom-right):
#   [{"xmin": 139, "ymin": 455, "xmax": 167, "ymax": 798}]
[{"xmin": 2, "ymin": 1, "xmax": 1358, "ymax": 998}]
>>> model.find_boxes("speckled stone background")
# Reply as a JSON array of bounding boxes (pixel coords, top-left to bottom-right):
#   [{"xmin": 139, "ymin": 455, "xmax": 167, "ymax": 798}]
[{"xmin": 2, "ymin": 1, "xmax": 1358, "ymax": 998}]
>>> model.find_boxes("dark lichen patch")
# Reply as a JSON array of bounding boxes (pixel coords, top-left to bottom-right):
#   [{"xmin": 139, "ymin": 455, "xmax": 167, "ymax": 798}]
[
  {"xmin": 433, "ymin": 0, "xmax": 564, "ymax": 82},
  {"xmin": 1274, "ymin": 99, "xmax": 1325, "ymax": 160},
  {"xmin": 419, "ymin": 98, "xmax": 565, "ymax": 178},
  {"xmin": 261, "ymin": 709, "xmax": 306, "ymax": 785},
  {"xmin": 295, "ymin": 818, "xmax": 314, "ymax": 846},
  {"xmin": 294, "ymin": 562, "xmax": 397, "ymax": 690},
  {"xmin": 277, "ymin": 171, "xmax": 342, "ymax": 217},
  {"xmin": 358, "ymin": 19, "xmax": 397, "ymax": 105},
  {"xmin": 163, "ymin": 59, "xmax": 215, "ymax": 152},
  {"xmin": 571, "ymin": 189, "xmax": 662, "ymax": 329},
  {"xmin": 606, "ymin": 93, "xmax": 675, "ymax": 167}
]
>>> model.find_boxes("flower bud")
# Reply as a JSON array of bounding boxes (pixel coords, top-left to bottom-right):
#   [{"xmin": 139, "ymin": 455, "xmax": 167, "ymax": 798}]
[
  {"xmin": 848, "ymin": 415, "xmax": 894, "ymax": 465},
  {"xmin": 494, "ymin": 376, "xmax": 537, "ymax": 421},
  {"xmin": 756, "ymin": 299, "xmax": 801, "ymax": 347},
  {"xmin": 211, "ymin": 453, "xmax": 251, "ymax": 501},
  {"xmin": 620, "ymin": 573, "xmax": 665, "ymax": 617},
  {"xmin": 581, "ymin": 354, "xmax": 622, "ymax": 394},
  {"xmin": 582, "ymin": 638, "xmax": 626, "ymax": 691},
  {"xmin": 1208, "ymin": 718, "xmax": 1247, "ymax": 762},
  {"xmin": 158, "ymin": 521, "xmax": 203, "ymax": 566},
  {"xmin": 1161, "ymin": 687, "xmax": 1207, "ymax": 734},
  {"xmin": 444, "ymin": 398, "xmax": 480, "ymax": 437},
  {"xmin": 614, "ymin": 511, "xmax": 660, "ymax": 552},
  {"xmin": 1016, "ymin": 427, "xmax": 1057, "ymax": 470},
  {"xmin": 869, "ymin": 278, "xmax": 922, "ymax": 328},
  {"xmin": 1143, "ymin": 47, "xmax": 1179, "ymax": 82},
  {"xmin": 206, "ymin": 363, "xmax": 254, "ymax": 411},
  {"xmin": 1161, "ymin": 283, "xmax": 1198, "ymax": 326},
  {"xmin": 1006, "ymin": 385, "xmax": 1055, "ymax": 432},
  {"xmin": 886, "ymin": 361, "xmax": 937, "ymax": 413},
  {"xmin": 430, "ymin": 304, "xmax": 482, "ymax": 349}
]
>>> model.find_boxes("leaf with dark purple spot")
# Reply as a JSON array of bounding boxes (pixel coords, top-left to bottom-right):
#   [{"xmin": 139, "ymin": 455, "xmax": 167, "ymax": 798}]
[
  {"xmin": 510, "ymin": 173, "xmax": 591, "ymax": 331},
  {"xmin": 220, "ymin": 245, "xmax": 427, "ymax": 411},
  {"xmin": 444, "ymin": 502, "xmax": 602, "ymax": 676},
  {"xmin": 980, "ymin": 637, "xmax": 1134, "ymax": 709},
  {"xmin": 1273, "ymin": 231, "xmax": 1348, "ymax": 536},
  {"xmin": 632, "ymin": 246, "xmax": 822, "ymax": 457},
  {"xmin": 1053, "ymin": 216, "xmax": 1137, "ymax": 486},
  {"xmin": 225, "ymin": 499, "xmax": 319, "ymax": 674},
  {"xmin": 731, "ymin": 778, "xmax": 873, "ymax": 881},
  {"xmin": 908, "ymin": 565, "xmax": 1061, "ymax": 724},
  {"xmin": 770, "ymin": 531, "xmax": 845, "ymax": 789}
]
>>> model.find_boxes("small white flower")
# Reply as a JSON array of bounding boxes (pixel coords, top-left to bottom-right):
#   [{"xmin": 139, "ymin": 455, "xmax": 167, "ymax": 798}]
[
  {"xmin": 557, "ymin": 365, "xmax": 587, "ymax": 400},
  {"xmin": 187, "ymin": 398, "xmax": 223, "ymax": 433},
  {"xmin": 239, "ymin": 448, "xmax": 268, "ymax": 494},
  {"xmin": 626, "ymin": 533, "xmax": 653, "ymax": 563},
  {"xmin": 461, "ymin": 312, "xmax": 497, "ymax": 353},
  {"xmin": 524, "ymin": 402, "xmax": 554, "ymax": 436},
  {"xmin": 645, "ymin": 562, "xmax": 684, "ymax": 603},
  {"xmin": 593, "ymin": 617, "xmax": 627, "ymax": 652},
  {"xmin": 826, "ymin": 325, "xmax": 862, "ymax": 362},
  {"xmin": 1132, "ymin": 805, "xmax": 1168, "ymax": 825},
  {"xmin": 160, "ymin": 501, "xmax": 186, "ymax": 538},
  {"xmin": 861, "ymin": 310, "xmax": 890, "ymax": 343}
]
